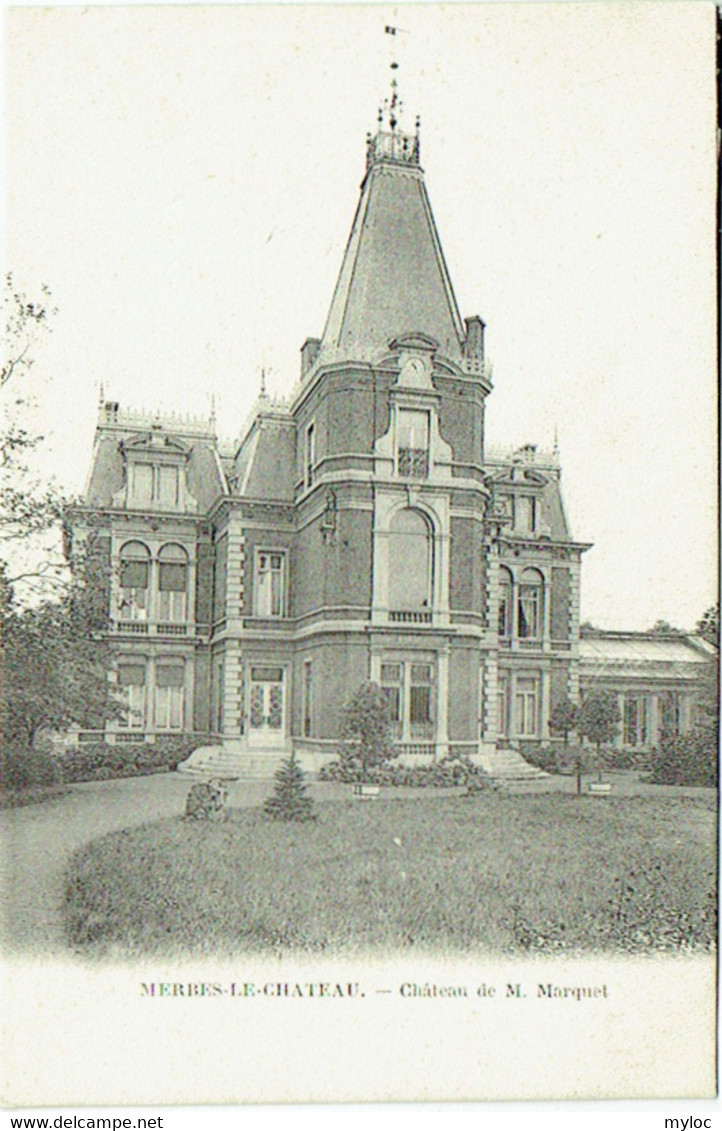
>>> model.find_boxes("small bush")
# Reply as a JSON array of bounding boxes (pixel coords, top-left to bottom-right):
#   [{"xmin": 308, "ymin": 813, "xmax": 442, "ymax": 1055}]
[
  {"xmin": 0, "ymin": 744, "xmax": 62, "ymax": 791},
  {"xmin": 60, "ymin": 737, "xmax": 201, "ymax": 783},
  {"xmin": 520, "ymin": 743, "xmax": 595, "ymax": 776},
  {"xmin": 263, "ymin": 755, "xmax": 316, "ymax": 822},
  {"xmin": 601, "ymin": 746, "xmax": 637, "ymax": 771},
  {"xmin": 645, "ymin": 730, "xmax": 718, "ymax": 788},
  {"xmin": 520, "ymin": 744, "xmax": 566, "ymax": 775}
]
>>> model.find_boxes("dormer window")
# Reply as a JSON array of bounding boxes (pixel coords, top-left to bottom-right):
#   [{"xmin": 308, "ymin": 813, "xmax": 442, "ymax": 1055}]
[
  {"xmin": 130, "ymin": 463, "xmax": 180, "ymax": 507},
  {"xmin": 397, "ymin": 409, "xmax": 429, "ymax": 479},
  {"xmin": 514, "ymin": 495, "xmax": 537, "ymax": 534},
  {"xmin": 119, "ymin": 434, "xmax": 193, "ymax": 512}
]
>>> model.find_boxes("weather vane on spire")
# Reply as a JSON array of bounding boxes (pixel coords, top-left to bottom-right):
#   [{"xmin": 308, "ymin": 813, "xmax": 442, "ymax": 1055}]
[{"xmin": 367, "ymin": 24, "xmax": 419, "ymax": 171}]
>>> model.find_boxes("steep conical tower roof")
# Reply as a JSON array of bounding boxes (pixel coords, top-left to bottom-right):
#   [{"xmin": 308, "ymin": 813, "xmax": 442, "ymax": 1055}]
[{"xmin": 318, "ymin": 77, "xmax": 465, "ymax": 365}]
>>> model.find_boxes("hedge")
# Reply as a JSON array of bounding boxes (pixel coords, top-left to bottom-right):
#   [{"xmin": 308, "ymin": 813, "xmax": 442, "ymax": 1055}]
[
  {"xmin": 1, "ymin": 744, "xmax": 63, "ymax": 792},
  {"xmin": 645, "ymin": 730, "xmax": 718, "ymax": 788},
  {"xmin": 59, "ymin": 737, "xmax": 202, "ymax": 783},
  {"xmin": 318, "ymin": 755, "xmax": 492, "ymax": 789}
]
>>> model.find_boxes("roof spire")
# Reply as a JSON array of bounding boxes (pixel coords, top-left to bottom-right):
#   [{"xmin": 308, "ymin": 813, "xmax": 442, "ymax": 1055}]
[
  {"xmin": 366, "ymin": 40, "xmax": 419, "ymax": 172},
  {"xmin": 259, "ymin": 366, "xmax": 267, "ymax": 399}
]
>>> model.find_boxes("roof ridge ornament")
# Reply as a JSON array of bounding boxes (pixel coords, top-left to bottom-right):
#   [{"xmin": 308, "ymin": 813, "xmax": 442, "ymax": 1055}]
[{"xmin": 366, "ymin": 51, "xmax": 420, "ymax": 172}]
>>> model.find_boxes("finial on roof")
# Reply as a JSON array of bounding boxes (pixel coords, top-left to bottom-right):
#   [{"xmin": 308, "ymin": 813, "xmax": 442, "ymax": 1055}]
[
  {"xmin": 259, "ymin": 367, "xmax": 267, "ymax": 399},
  {"xmin": 98, "ymin": 380, "xmax": 105, "ymax": 409},
  {"xmin": 366, "ymin": 34, "xmax": 420, "ymax": 172},
  {"xmin": 389, "ymin": 60, "xmax": 400, "ymax": 131},
  {"xmin": 553, "ymin": 424, "xmax": 560, "ymax": 459},
  {"xmin": 209, "ymin": 393, "xmax": 217, "ymax": 430}
]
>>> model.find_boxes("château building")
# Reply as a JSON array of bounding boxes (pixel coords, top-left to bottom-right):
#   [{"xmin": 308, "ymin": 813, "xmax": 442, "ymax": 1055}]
[{"xmin": 69, "ymin": 90, "xmax": 710, "ymax": 775}]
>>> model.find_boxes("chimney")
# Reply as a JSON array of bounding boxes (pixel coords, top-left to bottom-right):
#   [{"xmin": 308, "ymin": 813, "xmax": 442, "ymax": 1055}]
[
  {"xmin": 463, "ymin": 316, "xmax": 485, "ymax": 374},
  {"xmin": 300, "ymin": 337, "xmax": 321, "ymax": 379}
]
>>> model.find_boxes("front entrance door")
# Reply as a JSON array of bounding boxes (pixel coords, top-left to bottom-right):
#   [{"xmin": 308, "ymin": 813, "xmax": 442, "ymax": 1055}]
[{"xmin": 248, "ymin": 666, "xmax": 285, "ymax": 747}]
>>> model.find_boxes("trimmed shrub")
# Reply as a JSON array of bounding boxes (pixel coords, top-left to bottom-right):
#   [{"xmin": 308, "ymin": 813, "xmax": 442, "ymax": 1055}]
[
  {"xmin": 60, "ymin": 737, "xmax": 202, "ymax": 783},
  {"xmin": 645, "ymin": 730, "xmax": 718, "ymax": 788},
  {"xmin": 1, "ymin": 744, "xmax": 62, "ymax": 791},
  {"xmin": 339, "ymin": 682, "xmax": 395, "ymax": 782},
  {"xmin": 319, "ymin": 755, "xmax": 491, "ymax": 790}
]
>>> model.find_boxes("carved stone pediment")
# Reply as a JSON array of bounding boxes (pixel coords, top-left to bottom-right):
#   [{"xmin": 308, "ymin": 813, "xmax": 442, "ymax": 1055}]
[
  {"xmin": 490, "ymin": 467, "xmax": 547, "ymax": 489},
  {"xmin": 121, "ymin": 433, "xmax": 191, "ymax": 458}
]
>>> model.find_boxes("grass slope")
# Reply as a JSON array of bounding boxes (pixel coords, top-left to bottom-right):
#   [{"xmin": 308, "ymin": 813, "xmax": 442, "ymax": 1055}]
[{"xmin": 65, "ymin": 792, "xmax": 717, "ymax": 959}]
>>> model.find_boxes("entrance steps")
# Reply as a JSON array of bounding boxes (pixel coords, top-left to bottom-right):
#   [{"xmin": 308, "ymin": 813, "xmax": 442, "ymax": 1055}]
[
  {"xmin": 484, "ymin": 745, "xmax": 549, "ymax": 782},
  {"xmin": 176, "ymin": 745, "xmax": 286, "ymax": 781}
]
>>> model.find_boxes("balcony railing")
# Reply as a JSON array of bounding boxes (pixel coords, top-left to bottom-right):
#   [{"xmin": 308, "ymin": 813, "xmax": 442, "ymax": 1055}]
[
  {"xmin": 395, "ymin": 743, "xmax": 435, "ymax": 757},
  {"xmin": 397, "ymin": 448, "xmax": 428, "ymax": 478},
  {"xmin": 389, "ymin": 610, "xmax": 432, "ymax": 624},
  {"xmin": 115, "ymin": 620, "xmax": 191, "ymax": 637}
]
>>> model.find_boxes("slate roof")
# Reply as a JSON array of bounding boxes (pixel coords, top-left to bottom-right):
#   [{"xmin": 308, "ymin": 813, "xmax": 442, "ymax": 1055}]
[
  {"xmin": 232, "ymin": 414, "xmax": 296, "ymax": 502},
  {"xmin": 319, "ymin": 161, "xmax": 464, "ymax": 365},
  {"xmin": 84, "ymin": 430, "xmax": 226, "ymax": 512}
]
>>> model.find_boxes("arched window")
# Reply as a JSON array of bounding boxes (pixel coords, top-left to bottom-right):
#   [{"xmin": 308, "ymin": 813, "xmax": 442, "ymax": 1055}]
[
  {"xmin": 119, "ymin": 541, "xmax": 151, "ymax": 622},
  {"xmin": 518, "ymin": 568, "xmax": 544, "ymax": 640},
  {"xmin": 498, "ymin": 567, "xmax": 513, "ymax": 637},
  {"xmin": 388, "ymin": 508, "xmax": 433, "ymax": 610},
  {"xmin": 158, "ymin": 543, "xmax": 189, "ymax": 623}
]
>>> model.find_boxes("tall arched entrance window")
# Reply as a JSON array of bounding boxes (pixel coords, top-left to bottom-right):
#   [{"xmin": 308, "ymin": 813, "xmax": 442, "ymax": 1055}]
[{"xmin": 388, "ymin": 508, "xmax": 433, "ymax": 611}]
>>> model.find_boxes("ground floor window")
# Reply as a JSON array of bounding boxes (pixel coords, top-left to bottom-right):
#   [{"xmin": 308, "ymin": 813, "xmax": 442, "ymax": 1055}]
[
  {"xmin": 515, "ymin": 675, "xmax": 540, "ymax": 738},
  {"xmin": 116, "ymin": 659, "xmax": 186, "ymax": 731},
  {"xmin": 661, "ymin": 691, "xmax": 681, "ymax": 739},
  {"xmin": 497, "ymin": 670, "xmax": 541, "ymax": 739},
  {"xmin": 380, "ymin": 659, "xmax": 435, "ymax": 742},
  {"xmin": 623, "ymin": 695, "xmax": 648, "ymax": 746},
  {"xmin": 497, "ymin": 672, "xmax": 509, "ymax": 737},
  {"xmin": 155, "ymin": 665, "xmax": 185, "ymax": 730},
  {"xmin": 117, "ymin": 662, "xmax": 146, "ymax": 729},
  {"xmin": 303, "ymin": 660, "xmax": 313, "ymax": 737}
]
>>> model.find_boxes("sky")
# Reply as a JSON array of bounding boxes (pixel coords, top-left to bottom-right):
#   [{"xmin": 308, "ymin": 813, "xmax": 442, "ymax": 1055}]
[{"xmin": 4, "ymin": 2, "xmax": 718, "ymax": 630}]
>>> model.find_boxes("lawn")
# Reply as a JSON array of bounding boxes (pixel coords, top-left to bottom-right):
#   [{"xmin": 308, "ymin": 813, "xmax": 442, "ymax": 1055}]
[{"xmin": 64, "ymin": 789, "xmax": 717, "ymax": 959}]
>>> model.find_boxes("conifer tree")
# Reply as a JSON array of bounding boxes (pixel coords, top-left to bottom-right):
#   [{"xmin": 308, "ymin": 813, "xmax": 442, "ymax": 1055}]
[{"xmin": 263, "ymin": 754, "xmax": 316, "ymax": 822}]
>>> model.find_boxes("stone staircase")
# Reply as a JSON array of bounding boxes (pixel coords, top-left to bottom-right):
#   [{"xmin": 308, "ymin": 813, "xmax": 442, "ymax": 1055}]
[
  {"xmin": 484, "ymin": 745, "xmax": 549, "ymax": 782},
  {"xmin": 176, "ymin": 745, "xmax": 287, "ymax": 781}
]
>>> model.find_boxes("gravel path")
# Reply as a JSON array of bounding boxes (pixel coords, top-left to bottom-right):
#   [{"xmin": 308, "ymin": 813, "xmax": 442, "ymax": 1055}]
[{"xmin": 0, "ymin": 773, "xmax": 277, "ymax": 957}]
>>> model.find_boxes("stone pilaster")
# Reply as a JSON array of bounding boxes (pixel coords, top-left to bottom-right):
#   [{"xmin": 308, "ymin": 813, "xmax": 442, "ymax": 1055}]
[{"xmin": 568, "ymin": 558, "xmax": 582, "ymax": 702}]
